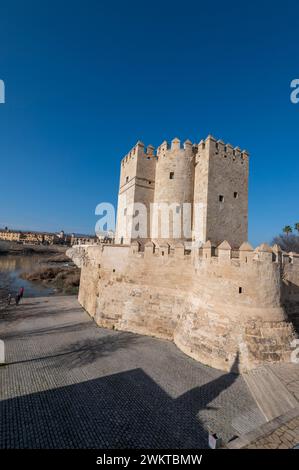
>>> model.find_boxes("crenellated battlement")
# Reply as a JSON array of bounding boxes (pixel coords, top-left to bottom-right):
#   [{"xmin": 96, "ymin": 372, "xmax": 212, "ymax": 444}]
[
  {"xmin": 156, "ymin": 137, "xmax": 198, "ymax": 157},
  {"xmin": 121, "ymin": 140, "xmax": 157, "ymax": 167},
  {"xmin": 129, "ymin": 239, "xmax": 299, "ymax": 268},
  {"xmin": 121, "ymin": 135, "xmax": 249, "ymax": 166},
  {"xmin": 199, "ymin": 135, "xmax": 249, "ymax": 162},
  {"xmin": 152, "ymin": 134, "xmax": 249, "ymax": 167}
]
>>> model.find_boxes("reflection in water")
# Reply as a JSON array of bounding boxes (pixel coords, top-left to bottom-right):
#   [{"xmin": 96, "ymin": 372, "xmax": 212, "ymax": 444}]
[{"xmin": 0, "ymin": 255, "xmax": 53, "ymax": 297}]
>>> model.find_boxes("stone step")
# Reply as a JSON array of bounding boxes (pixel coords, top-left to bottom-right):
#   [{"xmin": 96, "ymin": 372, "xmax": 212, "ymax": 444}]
[
  {"xmin": 231, "ymin": 407, "xmax": 266, "ymax": 435},
  {"xmin": 243, "ymin": 365, "xmax": 299, "ymax": 421}
]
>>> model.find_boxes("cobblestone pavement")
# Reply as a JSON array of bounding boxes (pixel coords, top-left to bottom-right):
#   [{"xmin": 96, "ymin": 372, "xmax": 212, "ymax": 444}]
[
  {"xmin": 227, "ymin": 406, "xmax": 299, "ymax": 449},
  {"xmin": 0, "ymin": 296, "xmax": 263, "ymax": 449},
  {"xmin": 269, "ymin": 363, "xmax": 299, "ymax": 404},
  {"xmin": 246, "ymin": 413, "xmax": 299, "ymax": 449}
]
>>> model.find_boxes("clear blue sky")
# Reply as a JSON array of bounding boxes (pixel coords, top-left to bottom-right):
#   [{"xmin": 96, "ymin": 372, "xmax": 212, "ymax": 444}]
[{"xmin": 0, "ymin": 0, "xmax": 298, "ymax": 245}]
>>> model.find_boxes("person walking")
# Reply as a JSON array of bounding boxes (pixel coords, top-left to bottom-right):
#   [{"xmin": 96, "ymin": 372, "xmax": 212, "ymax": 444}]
[
  {"xmin": 19, "ymin": 287, "xmax": 24, "ymax": 299},
  {"xmin": 15, "ymin": 294, "xmax": 21, "ymax": 306},
  {"xmin": 7, "ymin": 293, "xmax": 12, "ymax": 305}
]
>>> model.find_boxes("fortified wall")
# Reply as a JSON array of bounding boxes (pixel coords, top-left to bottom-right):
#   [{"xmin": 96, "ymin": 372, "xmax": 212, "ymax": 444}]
[
  {"xmin": 68, "ymin": 241, "xmax": 299, "ymax": 372},
  {"xmin": 68, "ymin": 134, "xmax": 299, "ymax": 372}
]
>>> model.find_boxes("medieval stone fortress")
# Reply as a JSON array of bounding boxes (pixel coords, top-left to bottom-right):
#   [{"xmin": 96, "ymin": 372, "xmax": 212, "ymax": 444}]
[
  {"xmin": 68, "ymin": 134, "xmax": 299, "ymax": 374},
  {"xmin": 115, "ymin": 135, "xmax": 248, "ymax": 247}
]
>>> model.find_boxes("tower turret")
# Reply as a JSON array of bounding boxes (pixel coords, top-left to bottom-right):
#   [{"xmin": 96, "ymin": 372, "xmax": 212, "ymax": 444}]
[
  {"xmin": 153, "ymin": 137, "xmax": 195, "ymax": 243},
  {"xmin": 115, "ymin": 141, "xmax": 157, "ymax": 244}
]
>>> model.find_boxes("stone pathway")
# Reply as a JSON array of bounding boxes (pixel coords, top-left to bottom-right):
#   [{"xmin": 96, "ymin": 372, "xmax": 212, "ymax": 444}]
[
  {"xmin": 227, "ymin": 406, "xmax": 299, "ymax": 449},
  {"xmin": 226, "ymin": 362, "xmax": 299, "ymax": 448},
  {"xmin": 0, "ymin": 296, "xmax": 262, "ymax": 449},
  {"xmin": 245, "ymin": 410, "xmax": 299, "ymax": 449},
  {"xmin": 243, "ymin": 365, "xmax": 298, "ymax": 421}
]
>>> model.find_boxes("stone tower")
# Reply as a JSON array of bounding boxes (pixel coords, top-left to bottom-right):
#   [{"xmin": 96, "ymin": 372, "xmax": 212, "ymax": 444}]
[
  {"xmin": 153, "ymin": 138, "xmax": 195, "ymax": 243},
  {"xmin": 115, "ymin": 135, "xmax": 249, "ymax": 248},
  {"xmin": 193, "ymin": 135, "xmax": 249, "ymax": 248},
  {"xmin": 115, "ymin": 141, "xmax": 156, "ymax": 244}
]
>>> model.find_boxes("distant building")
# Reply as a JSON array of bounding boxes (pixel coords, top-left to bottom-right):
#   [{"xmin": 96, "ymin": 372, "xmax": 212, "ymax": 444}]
[
  {"xmin": 0, "ymin": 228, "xmax": 71, "ymax": 246},
  {"xmin": 0, "ymin": 228, "xmax": 22, "ymax": 242},
  {"xmin": 0, "ymin": 227, "xmax": 114, "ymax": 247},
  {"xmin": 96, "ymin": 230, "xmax": 115, "ymax": 244},
  {"xmin": 70, "ymin": 234, "xmax": 98, "ymax": 246}
]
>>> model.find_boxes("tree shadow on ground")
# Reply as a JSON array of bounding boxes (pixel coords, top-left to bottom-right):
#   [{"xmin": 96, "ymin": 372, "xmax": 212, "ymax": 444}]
[
  {"xmin": 6, "ymin": 331, "xmax": 146, "ymax": 367},
  {"xmin": 2, "ymin": 320, "xmax": 92, "ymax": 340},
  {"xmin": 0, "ymin": 303, "xmax": 82, "ymax": 324}
]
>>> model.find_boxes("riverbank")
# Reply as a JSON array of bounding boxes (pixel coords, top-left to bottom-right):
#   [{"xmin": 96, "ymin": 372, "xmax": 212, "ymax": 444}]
[
  {"xmin": 0, "ymin": 246, "xmax": 80, "ymax": 299},
  {"xmin": 20, "ymin": 263, "xmax": 80, "ymax": 295},
  {"xmin": 0, "ymin": 240, "xmax": 67, "ymax": 256}
]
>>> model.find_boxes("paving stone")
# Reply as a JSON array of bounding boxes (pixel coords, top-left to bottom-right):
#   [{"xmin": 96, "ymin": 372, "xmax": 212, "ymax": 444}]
[{"xmin": 0, "ymin": 296, "xmax": 263, "ymax": 449}]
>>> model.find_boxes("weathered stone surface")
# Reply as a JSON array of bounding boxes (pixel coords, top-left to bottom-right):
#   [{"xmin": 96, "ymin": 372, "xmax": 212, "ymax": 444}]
[{"xmin": 69, "ymin": 243, "xmax": 299, "ymax": 372}]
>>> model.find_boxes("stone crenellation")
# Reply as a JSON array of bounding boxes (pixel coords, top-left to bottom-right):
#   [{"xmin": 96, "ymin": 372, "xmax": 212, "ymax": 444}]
[{"xmin": 129, "ymin": 239, "xmax": 299, "ymax": 266}]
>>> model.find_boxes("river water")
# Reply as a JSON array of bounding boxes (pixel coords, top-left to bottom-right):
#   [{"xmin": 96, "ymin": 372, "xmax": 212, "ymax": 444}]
[{"xmin": 0, "ymin": 255, "xmax": 53, "ymax": 299}]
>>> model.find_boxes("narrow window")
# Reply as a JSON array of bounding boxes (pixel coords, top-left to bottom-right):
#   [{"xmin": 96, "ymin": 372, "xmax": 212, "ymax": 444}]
[
  {"xmin": 239, "ymin": 287, "xmax": 243, "ymax": 294},
  {"xmin": 219, "ymin": 195, "xmax": 224, "ymax": 202},
  {"xmin": 120, "ymin": 237, "xmax": 124, "ymax": 244},
  {"xmin": 126, "ymin": 176, "xmax": 129, "ymax": 183},
  {"xmin": 161, "ymin": 251, "xmax": 164, "ymax": 256},
  {"xmin": 169, "ymin": 172, "xmax": 174, "ymax": 179},
  {"xmin": 124, "ymin": 208, "xmax": 127, "ymax": 215},
  {"xmin": 234, "ymin": 192, "xmax": 238, "ymax": 199},
  {"xmin": 176, "ymin": 205, "xmax": 180, "ymax": 214},
  {"xmin": 113, "ymin": 269, "xmax": 116, "ymax": 273}
]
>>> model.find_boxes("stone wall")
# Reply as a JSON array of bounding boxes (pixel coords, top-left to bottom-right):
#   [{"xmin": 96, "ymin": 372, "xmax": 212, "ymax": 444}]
[
  {"xmin": 204, "ymin": 136, "xmax": 249, "ymax": 248},
  {"xmin": 68, "ymin": 242, "xmax": 298, "ymax": 372},
  {"xmin": 282, "ymin": 253, "xmax": 299, "ymax": 333}
]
